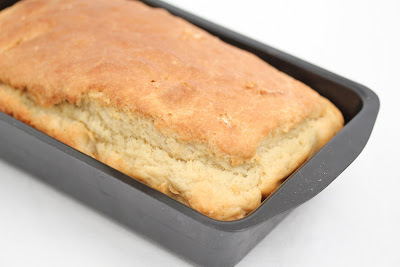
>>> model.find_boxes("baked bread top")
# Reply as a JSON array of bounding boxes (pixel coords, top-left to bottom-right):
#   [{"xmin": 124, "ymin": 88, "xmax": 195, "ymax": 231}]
[{"xmin": 0, "ymin": 0, "xmax": 341, "ymax": 165}]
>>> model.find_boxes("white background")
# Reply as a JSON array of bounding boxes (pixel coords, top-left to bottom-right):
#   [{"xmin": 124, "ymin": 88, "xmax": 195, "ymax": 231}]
[{"xmin": 1, "ymin": 0, "xmax": 399, "ymax": 266}]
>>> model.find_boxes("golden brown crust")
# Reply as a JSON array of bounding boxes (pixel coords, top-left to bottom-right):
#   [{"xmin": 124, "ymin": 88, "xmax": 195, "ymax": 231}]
[
  {"xmin": 0, "ymin": 0, "xmax": 340, "ymax": 164},
  {"xmin": 0, "ymin": 0, "xmax": 344, "ymax": 220}
]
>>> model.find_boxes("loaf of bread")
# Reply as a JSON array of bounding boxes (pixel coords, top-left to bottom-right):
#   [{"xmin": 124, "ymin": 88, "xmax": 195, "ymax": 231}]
[{"xmin": 0, "ymin": 0, "xmax": 343, "ymax": 220}]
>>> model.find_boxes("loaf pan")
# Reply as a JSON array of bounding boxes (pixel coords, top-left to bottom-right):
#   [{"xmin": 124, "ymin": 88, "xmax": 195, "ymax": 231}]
[{"xmin": 0, "ymin": 0, "xmax": 379, "ymax": 266}]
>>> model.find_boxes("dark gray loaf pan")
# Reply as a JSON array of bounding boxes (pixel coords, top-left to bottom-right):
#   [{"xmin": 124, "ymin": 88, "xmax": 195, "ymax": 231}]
[{"xmin": 0, "ymin": 0, "xmax": 379, "ymax": 266}]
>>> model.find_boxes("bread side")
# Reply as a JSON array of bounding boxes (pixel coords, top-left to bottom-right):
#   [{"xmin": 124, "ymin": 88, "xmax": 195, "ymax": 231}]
[
  {"xmin": 0, "ymin": 84, "xmax": 343, "ymax": 220},
  {"xmin": 0, "ymin": 0, "xmax": 344, "ymax": 220}
]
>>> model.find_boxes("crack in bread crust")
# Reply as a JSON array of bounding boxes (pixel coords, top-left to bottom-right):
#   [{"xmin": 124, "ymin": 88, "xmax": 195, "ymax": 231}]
[{"xmin": 0, "ymin": 84, "xmax": 343, "ymax": 220}]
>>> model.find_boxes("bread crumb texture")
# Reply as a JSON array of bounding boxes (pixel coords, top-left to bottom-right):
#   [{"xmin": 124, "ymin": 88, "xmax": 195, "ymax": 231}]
[
  {"xmin": 0, "ymin": 0, "xmax": 344, "ymax": 220},
  {"xmin": 0, "ymin": 84, "xmax": 342, "ymax": 220}
]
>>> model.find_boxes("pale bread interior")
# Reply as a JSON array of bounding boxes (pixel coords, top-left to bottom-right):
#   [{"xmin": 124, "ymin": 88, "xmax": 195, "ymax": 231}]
[{"xmin": 0, "ymin": 83, "xmax": 342, "ymax": 220}]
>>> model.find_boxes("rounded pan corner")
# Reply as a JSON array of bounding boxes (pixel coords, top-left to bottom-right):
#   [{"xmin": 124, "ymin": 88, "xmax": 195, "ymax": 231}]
[{"xmin": 235, "ymin": 87, "xmax": 379, "ymax": 229}]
